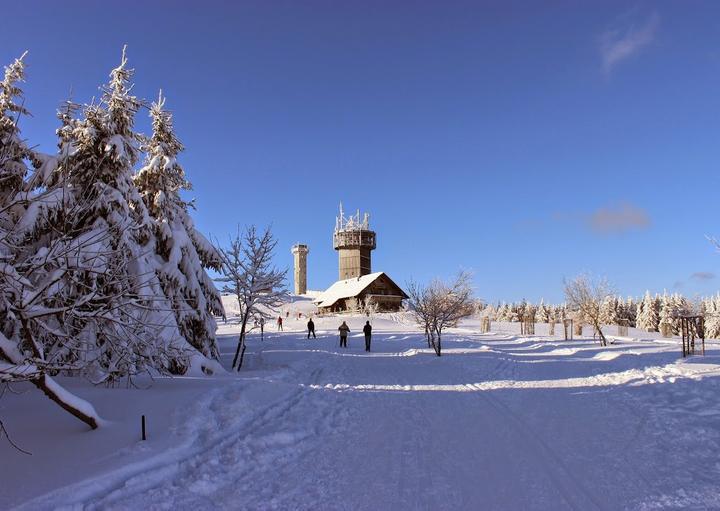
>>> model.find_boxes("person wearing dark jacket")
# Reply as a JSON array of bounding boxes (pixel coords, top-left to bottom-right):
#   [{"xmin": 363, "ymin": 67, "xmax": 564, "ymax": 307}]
[
  {"xmin": 338, "ymin": 321, "xmax": 350, "ymax": 348},
  {"xmin": 363, "ymin": 321, "xmax": 372, "ymax": 352},
  {"xmin": 307, "ymin": 318, "xmax": 316, "ymax": 339}
]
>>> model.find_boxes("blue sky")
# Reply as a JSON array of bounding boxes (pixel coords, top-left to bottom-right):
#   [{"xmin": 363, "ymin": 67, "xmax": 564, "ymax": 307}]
[{"xmin": 2, "ymin": 1, "xmax": 720, "ymax": 302}]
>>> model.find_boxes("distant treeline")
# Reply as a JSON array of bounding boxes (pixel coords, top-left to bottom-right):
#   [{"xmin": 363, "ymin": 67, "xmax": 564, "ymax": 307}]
[{"xmin": 478, "ymin": 292, "xmax": 720, "ymax": 338}]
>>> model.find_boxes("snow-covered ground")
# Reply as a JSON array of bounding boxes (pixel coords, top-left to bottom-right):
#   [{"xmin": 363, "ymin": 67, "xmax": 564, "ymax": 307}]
[{"xmin": 3, "ymin": 302, "xmax": 720, "ymax": 510}]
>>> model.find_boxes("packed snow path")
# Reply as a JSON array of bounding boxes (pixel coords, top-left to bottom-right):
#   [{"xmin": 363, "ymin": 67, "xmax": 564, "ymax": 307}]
[{"xmin": 9, "ymin": 317, "xmax": 720, "ymax": 510}]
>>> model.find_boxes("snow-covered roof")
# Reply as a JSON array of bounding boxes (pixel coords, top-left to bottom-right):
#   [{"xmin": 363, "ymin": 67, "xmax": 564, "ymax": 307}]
[{"xmin": 315, "ymin": 272, "xmax": 386, "ymax": 308}]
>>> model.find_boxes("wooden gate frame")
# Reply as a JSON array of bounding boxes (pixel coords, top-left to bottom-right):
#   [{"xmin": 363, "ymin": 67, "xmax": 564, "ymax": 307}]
[
  {"xmin": 520, "ymin": 313, "xmax": 535, "ymax": 335},
  {"xmin": 680, "ymin": 315, "xmax": 705, "ymax": 357}
]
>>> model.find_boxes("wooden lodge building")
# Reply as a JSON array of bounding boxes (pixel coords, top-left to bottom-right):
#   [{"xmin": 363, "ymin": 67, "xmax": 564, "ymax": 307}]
[{"xmin": 315, "ymin": 272, "xmax": 408, "ymax": 313}]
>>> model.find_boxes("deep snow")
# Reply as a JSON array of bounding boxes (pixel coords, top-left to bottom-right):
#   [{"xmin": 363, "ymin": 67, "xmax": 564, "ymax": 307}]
[{"xmin": 2, "ymin": 301, "xmax": 720, "ymax": 510}]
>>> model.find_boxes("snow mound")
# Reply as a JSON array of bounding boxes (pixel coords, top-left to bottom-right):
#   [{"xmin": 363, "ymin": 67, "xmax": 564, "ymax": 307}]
[{"xmin": 593, "ymin": 351, "xmax": 640, "ymax": 361}]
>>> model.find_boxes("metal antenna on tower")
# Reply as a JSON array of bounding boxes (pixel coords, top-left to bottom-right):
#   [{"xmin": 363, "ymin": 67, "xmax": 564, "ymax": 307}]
[{"xmin": 332, "ymin": 204, "xmax": 376, "ymax": 280}]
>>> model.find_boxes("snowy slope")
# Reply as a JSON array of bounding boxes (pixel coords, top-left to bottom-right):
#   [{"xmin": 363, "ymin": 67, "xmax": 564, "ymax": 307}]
[
  {"xmin": 220, "ymin": 293, "xmax": 319, "ymax": 323},
  {"xmin": 3, "ymin": 310, "xmax": 720, "ymax": 510}
]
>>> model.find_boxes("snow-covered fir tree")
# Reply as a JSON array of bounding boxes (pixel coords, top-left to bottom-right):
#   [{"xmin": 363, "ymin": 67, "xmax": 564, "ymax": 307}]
[
  {"xmin": 636, "ymin": 297, "xmax": 644, "ymax": 326},
  {"xmin": 599, "ymin": 296, "xmax": 618, "ymax": 325},
  {"xmin": 704, "ymin": 295, "xmax": 720, "ymax": 339},
  {"xmin": 658, "ymin": 293, "xmax": 673, "ymax": 334},
  {"xmin": 503, "ymin": 303, "xmax": 514, "ymax": 321},
  {"xmin": 496, "ymin": 303, "xmax": 511, "ymax": 321},
  {"xmin": 624, "ymin": 297, "xmax": 637, "ymax": 327},
  {"xmin": 1, "ymin": 51, "xmax": 33, "ymax": 356},
  {"xmin": 134, "ymin": 91, "xmax": 224, "ymax": 360},
  {"xmin": 1, "ymin": 48, "xmax": 233, "ymax": 431},
  {"xmin": 636, "ymin": 291, "xmax": 659, "ymax": 332},
  {"xmin": 16, "ymin": 48, "xmax": 191, "ymax": 382},
  {"xmin": 0, "ymin": 52, "xmax": 31, "ymax": 224},
  {"xmin": 538, "ymin": 299, "xmax": 551, "ymax": 323},
  {"xmin": 615, "ymin": 297, "xmax": 627, "ymax": 324},
  {"xmin": 671, "ymin": 293, "xmax": 689, "ymax": 335}
]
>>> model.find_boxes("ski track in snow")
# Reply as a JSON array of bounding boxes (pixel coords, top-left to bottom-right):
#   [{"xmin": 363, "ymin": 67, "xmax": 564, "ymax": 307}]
[{"xmin": 12, "ymin": 317, "xmax": 720, "ymax": 511}]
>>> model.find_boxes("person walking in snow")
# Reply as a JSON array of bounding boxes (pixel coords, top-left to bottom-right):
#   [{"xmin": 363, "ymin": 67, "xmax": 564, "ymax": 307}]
[
  {"xmin": 307, "ymin": 318, "xmax": 316, "ymax": 339},
  {"xmin": 363, "ymin": 321, "xmax": 372, "ymax": 352},
  {"xmin": 277, "ymin": 316, "xmax": 283, "ymax": 331},
  {"xmin": 338, "ymin": 321, "xmax": 350, "ymax": 348},
  {"xmin": 259, "ymin": 317, "xmax": 265, "ymax": 340}
]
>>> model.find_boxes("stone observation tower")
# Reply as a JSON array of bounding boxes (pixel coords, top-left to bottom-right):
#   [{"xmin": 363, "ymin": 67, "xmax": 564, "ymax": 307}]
[
  {"xmin": 291, "ymin": 244, "xmax": 309, "ymax": 295},
  {"xmin": 333, "ymin": 204, "xmax": 376, "ymax": 281}
]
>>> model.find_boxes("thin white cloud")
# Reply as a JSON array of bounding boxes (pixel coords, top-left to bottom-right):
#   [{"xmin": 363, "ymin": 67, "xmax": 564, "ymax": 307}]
[
  {"xmin": 588, "ymin": 202, "xmax": 651, "ymax": 235},
  {"xmin": 690, "ymin": 272, "xmax": 715, "ymax": 281},
  {"xmin": 600, "ymin": 11, "xmax": 659, "ymax": 73},
  {"xmin": 516, "ymin": 203, "xmax": 651, "ymax": 236}
]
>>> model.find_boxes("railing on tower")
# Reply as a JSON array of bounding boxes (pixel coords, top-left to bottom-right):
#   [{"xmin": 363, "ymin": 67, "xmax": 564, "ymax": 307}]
[{"xmin": 333, "ymin": 203, "xmax": 376, "ymax": 250}]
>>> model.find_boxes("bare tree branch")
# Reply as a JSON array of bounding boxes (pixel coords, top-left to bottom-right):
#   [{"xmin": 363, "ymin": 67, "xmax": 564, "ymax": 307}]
[{"xmin": 215, "ymin": 225, "xmax": 288, "ymax": 370}]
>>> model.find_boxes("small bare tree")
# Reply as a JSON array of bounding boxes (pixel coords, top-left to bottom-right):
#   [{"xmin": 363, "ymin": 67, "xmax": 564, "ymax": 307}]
[
  {"xmin": 345, "ymin": 297, "xmax": 360, "ymax": 313},
  {"xmin": 361, "ymin": 296, "xmax": 379, "ymax": 321},
  {"xmin": 564, "ymin": 274, "xmax": 613, "ymax": 347},
  {"xmin": 215, "ymin": 225, "xmax": 287, "ymax": 371},
  {"xmin": 406, "ymin": 281, "xmax": 435, "ymax": 349},
  {"xmin": 407, "ymin": 271, "xmax": 475, "ymax": 356}
]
